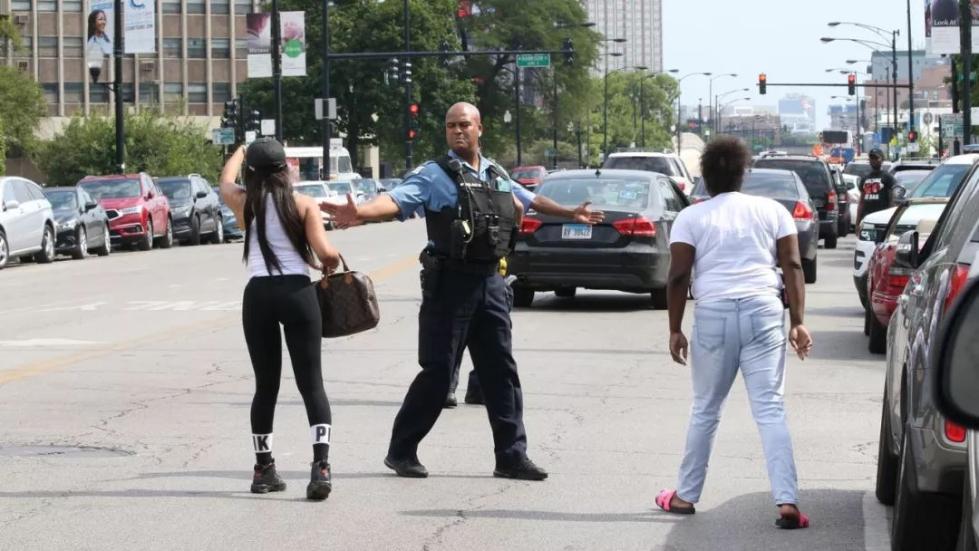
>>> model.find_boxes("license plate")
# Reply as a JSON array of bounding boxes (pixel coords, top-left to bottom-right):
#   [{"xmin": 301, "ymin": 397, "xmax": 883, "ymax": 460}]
[{"xmin": 561, "ymin": 224, "xmax": 592, "ymax": 240}]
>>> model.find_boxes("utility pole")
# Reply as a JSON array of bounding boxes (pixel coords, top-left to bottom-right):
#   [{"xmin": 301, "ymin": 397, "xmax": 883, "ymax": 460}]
[
  {"xmin": 271, "ymin": 0, "xmax": 283, "ymax": 141},
  {"xmin": 552, "ymin": 66, "xmax": 559, "ymax": 169},
  {"xmin": 952, "ymin": 57, "xmax": 961, "ymax": 154},
  {"xmin": 515, "ymin": 65, "xmax": 522, "ymax": 166},
  {"xmin": 891, "ymin": 31, "xmax": 899, "ymax": 139},
  {"xmin": 907, "ymin": 0, "xmax": 916, "ymax": 133},
  {"xmin": 403, "ymin": 0, "xmax": 413, "ymax": 170},
  {"xmin": 321, "ymin": 0, "xmax": 330, "ymax": 179},
  {"xmin": 113, "ymin": 0, "xmax": 123, "ymax": 172},
  {"xmin": 961, "ymin": 0, "xmax": 972, "ymax": 145}
]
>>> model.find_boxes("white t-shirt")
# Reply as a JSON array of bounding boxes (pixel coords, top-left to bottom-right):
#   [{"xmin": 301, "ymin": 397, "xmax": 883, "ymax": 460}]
[{"xmin": 670, "ymin": 192, "xmax": 797, "ymax": 303}]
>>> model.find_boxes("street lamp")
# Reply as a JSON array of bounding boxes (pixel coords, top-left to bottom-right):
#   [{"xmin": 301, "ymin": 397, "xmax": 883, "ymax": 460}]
[
  {"xmin": 716, "ymin": 97, "xmax": 751, "ymax": 135},
  {"xmin": 715, "ymin": 88, "xmax": 749, "ymax": 134},
  {"xmin": 602, "ymin": 46, "xmax": 625, "ymax": 160},
  {"xmin": 669, "ymin": 69, "xmax": 712, "ymax": 152},
  {"xmin": 550, "ymin": 21, "xmax": 596, "ymax": 169},
  {"xmin": 633, "ymin": 67, "xmax": 660, "ymax": 149},
  {"xmin": 708, "ymin": 73, "xmax": 737, "ymax": 134}
]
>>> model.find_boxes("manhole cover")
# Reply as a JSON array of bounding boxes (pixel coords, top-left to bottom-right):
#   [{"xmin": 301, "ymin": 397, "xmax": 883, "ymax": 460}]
[{"xmin": 0, "ymin": 445, "xmax": 134, "ymax": 457}]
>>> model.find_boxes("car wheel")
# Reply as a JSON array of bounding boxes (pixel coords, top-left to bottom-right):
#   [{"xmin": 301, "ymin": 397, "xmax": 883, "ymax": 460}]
[
  {"xmin": 651, "ymin": 288, "xmax": 669, "ymax": 310},
  {"xmin": 803, "ymin": 256, "xmax": 817, "ymax": 284},
  {"xmin": 512, "ymin": 286, "xmax": 534, "ymax": 308},
  {"xmin": 34, "ymin": 225, "xmax": 55, "ymax": 263},
  {"xmin": 868, "ymin": 308, "xmax": 887, "ymax": 354},
  {"xmin": 858, "ymin": 284, "xmax": 869, "ymax": 310},
  {"xmin": 554, "ymin": 287, "xmax": 576, "ymax": 299},
  {"xmin": 158, "ymin": 217, "xmax": 174, "ymax": 249},
  {"xmin": 959, "ymin": 469, "xmax": 978, "ymax": 551},
  {"xmin": 824, "ymin": 232, "xmax": 838, "ymax": 249},
  {"xmin": 138, "ymin": 219, "xmax": 154, "ymax": 251},
  {"xmin": 210, "ymin": 215, "xmax": 224, "ymax": 244},
  {"xmin": 71, "ymin": 227, "xmax": 88, "ymax": 260},
  {"xmin": 875, "ymin": 393, "xmax": 899, "ymax": 505},
  {"xmin": 891, "ymin": 431, "xmax": 961, "ymax": 551},
  {"xmin": 0, "ymin": 228, "xmax": 8, "ymax": 269},
  {"xmin": 864, "ymin": 306, "xmax": 871, "ymax": 336},
  {"xmin": 189, "ymin": 215, "xmax": 201, "ymax": 245},
  {"xmin": 95, "ymin": 225, "xmax": 111, "ymax": 256}
]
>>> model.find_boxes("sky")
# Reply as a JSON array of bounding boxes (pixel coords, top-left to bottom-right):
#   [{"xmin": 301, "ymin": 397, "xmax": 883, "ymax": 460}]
[{"xmin": 662, "ymin": 0, "xmax": 927, "ymax": 130}]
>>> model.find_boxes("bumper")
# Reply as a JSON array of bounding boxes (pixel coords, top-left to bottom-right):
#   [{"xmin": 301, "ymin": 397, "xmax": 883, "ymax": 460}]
[
  {"xmin": 54, "ymin": 229, "xmax": 76, "ymax": 252},
  {"xmin": 818, "ymin": 218, "xmax": 838, "ymax": 238},
  {"xmin": 870, "ymin": 292, "xmax": 899, "ymax": 326},
  {"xmin": 509, "ymin": 246, "xmax": 668, "ymax": 291},
  {"xmin": 853, "ymin": 241, "xmax": 875, "ymax": 278},
  {"xmin": 108, "ymin": 215, "xmax": 147, "ymax": 243},
  {"xmin": 907, "ymin": 424, "xmax": 966, "ymax": 495},
  {"xmin": 797, "ymin": 223, "xmax": 818, "ymax": 261},
  {"xmin": 170, "ymin": 215, "xmax": 193, "ymax": 238}
]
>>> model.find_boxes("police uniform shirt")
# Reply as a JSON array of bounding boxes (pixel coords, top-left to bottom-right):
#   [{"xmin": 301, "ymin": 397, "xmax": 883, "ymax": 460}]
[
  {"xmin": 387, "ymin": 150, "xmax": 535, "ymax": 220},
  {"xmin": 859, "ymin": 169, "xmax": 896, "ymax": 217}
]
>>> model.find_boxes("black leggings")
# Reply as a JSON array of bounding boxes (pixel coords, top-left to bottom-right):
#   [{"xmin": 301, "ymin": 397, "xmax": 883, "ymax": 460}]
[{"xmin": 243, "ymin": 275, "xmax": 332, "ymax": 458}]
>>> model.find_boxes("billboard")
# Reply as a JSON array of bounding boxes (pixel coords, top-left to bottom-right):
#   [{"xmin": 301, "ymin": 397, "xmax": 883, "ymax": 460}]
[
  {"xmin": 85, "ymin": 0, "xmax": 156, "ymax": 62},
  {"xmin": 926, "ymin": 0, "xmax": 979, "ymax": 54},
  {"xmin": 247, "ymin": 12, "xmax": 306, "ymax": 79}
]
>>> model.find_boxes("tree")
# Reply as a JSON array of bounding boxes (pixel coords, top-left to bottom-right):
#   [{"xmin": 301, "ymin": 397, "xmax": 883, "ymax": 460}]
[
  {"xmin": 0, "ymin": 66, "xmax": 46, "ymax": 158},
  {"xmin": 37, "ymin": 110, "xmax": 223, "ymax": 186}
]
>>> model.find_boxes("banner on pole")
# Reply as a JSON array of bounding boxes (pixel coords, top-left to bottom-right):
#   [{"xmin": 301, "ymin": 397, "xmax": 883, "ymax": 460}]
[
  {"xmin": 124, "ymin": 0, "xmax": 156, "ymax": 54},
  {"xmin": 86, "ymin": 0, "xmax": 156, "ymax": 61},
  {"xmin": 926, "ymin": 0, "xmax": 979, "ymax": 55},
  {"xmin": 86, "ymin": 1, "xmax": 114, "ymax": 59},
  {"xmin": 247, "ymin": 11, "xmax": 306, "ymax": 79}
]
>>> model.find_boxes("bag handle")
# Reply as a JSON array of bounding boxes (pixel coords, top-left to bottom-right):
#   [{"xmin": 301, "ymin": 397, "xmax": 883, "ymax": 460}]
[{"xmin": 318, "ymin": 254, "xmax": 351, "ymax": 289}]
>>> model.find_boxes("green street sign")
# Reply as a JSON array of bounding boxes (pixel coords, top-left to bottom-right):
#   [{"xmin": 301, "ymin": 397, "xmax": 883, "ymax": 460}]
[
  {"xmin": 516, "ymin": 53, "xmax": 550, "ymax": 68},
  {"xmin": 212, "ymin": 127, "xmax": 236, "ymax": 146}
]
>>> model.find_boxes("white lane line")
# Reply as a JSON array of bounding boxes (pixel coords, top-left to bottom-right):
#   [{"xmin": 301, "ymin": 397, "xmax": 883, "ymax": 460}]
[
  {"xmin": 0, "ymin": 338, "xmax": 101, "ymax": 347},
  {"xmin": 863, "ymin": 491, "xmax": 891, "ymax": 550}
]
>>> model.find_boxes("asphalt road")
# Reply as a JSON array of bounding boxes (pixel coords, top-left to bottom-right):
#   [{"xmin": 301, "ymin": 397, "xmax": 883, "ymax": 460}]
[{"xmin": 0, "ymin": 219, "xmax": 891, "ymax": 551}]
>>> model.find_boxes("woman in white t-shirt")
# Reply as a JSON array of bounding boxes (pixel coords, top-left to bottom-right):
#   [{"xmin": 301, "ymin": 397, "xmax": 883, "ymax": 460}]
[{"xmin": 654, "ymin": 137, "xmax": 813, "ymax": 529}]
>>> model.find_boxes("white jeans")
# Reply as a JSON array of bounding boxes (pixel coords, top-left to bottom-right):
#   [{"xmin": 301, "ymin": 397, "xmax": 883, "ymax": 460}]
[{"xmin": 676, "ymin": 294, "xmax": 799, "ymax": 506}]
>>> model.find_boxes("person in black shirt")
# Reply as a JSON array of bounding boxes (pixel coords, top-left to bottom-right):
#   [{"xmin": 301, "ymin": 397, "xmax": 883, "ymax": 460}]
[{"xmin": 856, "ymin": 149, "xmax": 896, "ymax": 226}]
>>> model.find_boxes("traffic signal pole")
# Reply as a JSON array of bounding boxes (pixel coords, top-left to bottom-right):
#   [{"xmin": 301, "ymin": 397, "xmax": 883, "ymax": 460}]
[
  {"xmin": 322, "ymin": 0, "xmax": 331, "ymax": 179},
  {"xmin": 271, "ymin": 0, "xmax": 283, "ymax": 142},
  {"xmin": 113, "ymin": 0, "xmax": 124, "ymax": 173},
  {"xmin": 403, "ymin": 0, "xmax": 413, "ymax": 171}
]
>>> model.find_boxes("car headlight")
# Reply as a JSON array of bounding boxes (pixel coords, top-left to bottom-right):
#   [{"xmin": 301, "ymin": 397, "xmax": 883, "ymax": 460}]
[
  {"xmin": 119, "ymin": 206, "xmax": 142, "ymax": 215},
  {"xmin": 57, "ymin": 219, "xmax": 77, "ymax": 231}
]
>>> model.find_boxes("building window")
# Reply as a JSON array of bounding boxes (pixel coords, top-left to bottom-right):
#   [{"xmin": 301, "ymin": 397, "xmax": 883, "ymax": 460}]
[
  {"xmin": 63, "ymin": 36, "xmax": 83, "ymax": 57},
  {"xmin": 162, "ymin": 0, "xmax": 181, "ymax": 14},
  {"xmin": 19, "ymin": 35, "xmax": 33, "ymax": 50},
  {"xmin": 235, "ymin": 38, "xmax": 248, "ymax": 58},
  {"xmin": 140, "ymin": 83, "xmax": 159, "ymax": 105},
  {"xmin": 41, "ymin": 83, "xmax": 58, "ymax": 104},
  {"xmin": 211, "ymin": 38, "xmax": 230, "ymax": 58},
  {"xmin": 90, "ymin": 83, "xmax": 109, "ymax": 103},
  {"xmin": 64, "ymin": 82, "xmax": 83, "ymax": 103},
  {"xmin": 234, "ymin": 0, "xmax": 252, "ymax": 14},
  {"xmin": 11, "ymin": 0, "xmax": 31, "ymax": 10},
  {"xmin": 187, "ymin": 38, "xmax": 206, "ymax": 58},
  {"xmin": 37, "ymin": 0, "xmax": 56, "ymax": 11},
  {"xmin": 38, "ymin": 36, "xmax": 58, "ymax": 58},
  {"xmin": 164, "ymin": 83, "xmax": 183, "ymax": 103},
  {"xmin": 188, "ymin": 83, "xmax": 207, "ymax": 103},
  {"xmin": 186, "ymin": 0, "xmax": 205, "ymax": 14},
  {"xmin": 213, "ymin": 82, "xmax": 231, "ymax": 103},
  {"xmin": 163, "ymin": 37, "xmax": 182, "ymax": 58},
  {"xmin": 63, "ymin": 0, "xmax": 82, "ymax": 11},
  {"xmin": 212, "ymin": 0, "xmax": 230, "ymax": 14}
]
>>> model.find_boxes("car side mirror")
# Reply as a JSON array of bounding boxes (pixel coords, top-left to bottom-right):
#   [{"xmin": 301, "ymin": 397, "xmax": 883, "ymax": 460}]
[
  {"xmin": 146, "ymin": 191, "xmax": 154, "ymax": 199},
  {"xmin": 3, "ymin": 199, "xmax": 20, "ymax": 211},
  {"xmin": 934, "ymin": 274, "xmax": 979, "ymax": 428},
  {"xmin": 894, "ymin": 230, "xmax": 920, "ymax": 269},
  {"xmin": 196, "ymin": 191, "xmax": 208, "ymax": 199},
  {"xmin": 84, "ymin": 200, "xmax": 98, "ymax": 212}
]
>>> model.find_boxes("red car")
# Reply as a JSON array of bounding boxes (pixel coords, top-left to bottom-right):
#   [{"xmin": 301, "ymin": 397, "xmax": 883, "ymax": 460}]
[
  {"xmin": 78, "ymin": 173, "xmax": 173, "ymax": 251},
  {"xmin": 865, "ymin": 198, "xmax": 948, "ymax": 353},
  {"xmin": 510, "ymin": 165, "xmax": 547, "ymax": 191}
]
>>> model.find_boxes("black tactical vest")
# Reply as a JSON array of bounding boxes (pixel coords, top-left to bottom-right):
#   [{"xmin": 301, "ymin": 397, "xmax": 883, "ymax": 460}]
[{"xmin": 425, "ymin": 155, "xmax": 517, "ymax": 263}]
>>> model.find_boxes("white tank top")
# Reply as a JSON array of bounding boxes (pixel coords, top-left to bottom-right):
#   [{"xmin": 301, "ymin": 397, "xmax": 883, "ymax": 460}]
[{"xmin": 247, "ymin": 195, "xmax": 309, "ymax": 278}]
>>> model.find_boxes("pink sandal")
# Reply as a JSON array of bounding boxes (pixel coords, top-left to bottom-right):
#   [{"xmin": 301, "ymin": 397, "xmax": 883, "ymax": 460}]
[
  {"xmin": 774, "ymin": 505, "xmax": 810, "ymax": 529},
  {"xmin": 655, "ymin": 489, "xmax": 696, "ymax": 515}
]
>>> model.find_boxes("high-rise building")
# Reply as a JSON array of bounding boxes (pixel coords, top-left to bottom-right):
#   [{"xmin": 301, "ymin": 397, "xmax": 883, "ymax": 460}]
[
  {"xmin": 581, "ymin": 0, "xmax": 663, "ymax": 73},
  {"xmin": 779, "ymin": 94, "xmax": 816, "ymax": 134}
]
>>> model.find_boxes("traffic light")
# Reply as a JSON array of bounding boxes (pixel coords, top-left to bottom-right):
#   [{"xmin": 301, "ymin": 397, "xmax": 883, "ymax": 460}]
[
  {"xmin": 758, "ymin": 73, "xmax": 767, "ymax": 95},
  {"xmin": 222, "ymin": 99, "xmax": 242, "ymax": 144},
  {"xmin": 408, "ymin": 103, "xmax": 420, "ymax": 141},
  {"xmin": 246, "ymin": 110, "xmax": 262, "ymax": 134},
  {"xmin": 407, "ymin": 128, "xmax": 418, "ymax": 141},
  {"xmin": 563, "ymin": 38, "xmax": 575, "ymax": 66},
  {"xmin": 386, "ymin": 58, "xmax": 399, "ymax": 85},
  {"xmin": 847, "ymin": 73, "xmax": 856, "ymax": 96},
  {"xmin": 908, "ymin": 129, "xmax": 918, "ymax": 143}
]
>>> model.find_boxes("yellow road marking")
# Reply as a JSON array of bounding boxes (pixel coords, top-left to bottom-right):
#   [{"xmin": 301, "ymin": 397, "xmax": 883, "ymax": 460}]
[{"xmin": 0, "ymin": 254, "xmax": 419, "ymax": 387}]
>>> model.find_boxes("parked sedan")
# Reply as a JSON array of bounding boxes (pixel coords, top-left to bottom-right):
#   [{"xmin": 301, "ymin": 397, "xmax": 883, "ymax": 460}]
[
  {"xmin": 213, "ymin": 187, "xmax": 244, "ymax": 241},
  {"xmin": 508, "ymin": 169, "xmax": 689, "ymax": 308},
  {"xmin": 158, "ymin": 175, "xmax": 223, "ymax": 245},
  {"xmin": 294, "ymin": 181, "xmax": 340, "ymax": 229},
  {"xmin": 876, "ymin": 156, "xmax": 979, "ymax": 550},
  {"xmin": 78, "ymin": 173, "xmax": 172, "ymax": 251},
  {"xmin": 0, "ymin": 176, "xmax": 56, "ymax": 269},
  {"xmin": 864, "ymin": 198, "xmax": 947, "ymax": 353},
  {"xmin": 510, "ymin": 165, "xmax": 548, "ymax": 191},
  {"xmin": 42, "ymin": 186, "xmax": 111, "ymax": 259}
]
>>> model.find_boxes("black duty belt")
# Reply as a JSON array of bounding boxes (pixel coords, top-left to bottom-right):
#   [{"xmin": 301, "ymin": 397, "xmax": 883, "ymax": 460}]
[{"xmin": 421, "ymin": 251, "xmax": 499, "ymax": 275}]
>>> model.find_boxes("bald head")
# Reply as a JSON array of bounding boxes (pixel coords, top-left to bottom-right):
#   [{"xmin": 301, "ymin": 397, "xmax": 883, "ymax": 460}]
[
  {"xmin": 445, "ymin": 102, "xmax": 482, "ymax": 160},
  {"xmin": 446, "ymin": 102, "xmax": 481, "ymax": 124}
]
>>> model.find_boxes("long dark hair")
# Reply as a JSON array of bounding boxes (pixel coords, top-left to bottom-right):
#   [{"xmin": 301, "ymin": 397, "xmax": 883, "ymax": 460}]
[
  {"xmin": 87, "ymin": 10, "xmax": 105, "ymax": 41},
  {"xmin": 242, "ymin": 166, "xmax": 314, "ymax": 274}
]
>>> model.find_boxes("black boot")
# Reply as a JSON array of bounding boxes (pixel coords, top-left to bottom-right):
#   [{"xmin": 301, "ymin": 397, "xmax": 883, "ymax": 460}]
[
  {"xmin": 251, "ymin": 460, "xmax": 287, "ymax": 493},
  {"xmin": 444, "ymin": 394, "xmax": 458, "ymax": 409},
  {"xmin": 307, "ymin": 460, "xmax": 332, "ymax": 501},
  {"xmin": 494, "ymin": 456, "xmax": 548, "ymax": 481},
  {"xmin": 464, "ymin": 386, "xmax": 484, "ymax": 405},
  {"xmin": 384, "ymin": 455, "xmax": 429, "ymax": 478}
]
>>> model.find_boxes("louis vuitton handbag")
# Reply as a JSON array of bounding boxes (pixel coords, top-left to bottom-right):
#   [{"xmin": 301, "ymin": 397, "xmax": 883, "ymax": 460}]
[{"xmin": 316, "ymin": 256, "xmax": 380, "ymax": 338}]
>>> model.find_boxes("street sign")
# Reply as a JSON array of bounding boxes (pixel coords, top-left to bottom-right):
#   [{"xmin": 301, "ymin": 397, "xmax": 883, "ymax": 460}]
[
  {"xmin": 212, "ymin": 127, "xmax": 235, "ymax": 146},
  {"xmin": 315, "ymin": 97, "xmax": 337, "ymax": 121},
  {"xmin": 261, "ymin": 119, "xmax": 276, "ymax": 136},
  {"xmin": 941, "ymin": 113, "xmax": 964, "ymax": 138},
  {"xmin": 906, "ymin": 143, "xmax": 920, "ymax": 153},
  {"xmin": 245, "ymin": 130, "xmax": 258, "ymax": 145},
  {"xmin": 516, "ymin": 53, "xmax": 550, "ymax": 68}
]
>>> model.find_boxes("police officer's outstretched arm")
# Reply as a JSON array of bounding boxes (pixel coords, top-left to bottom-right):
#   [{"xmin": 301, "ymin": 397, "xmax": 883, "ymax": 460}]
[{"xmin": 321, "ymin": 193, "xmax": 401, "ymax": 229}]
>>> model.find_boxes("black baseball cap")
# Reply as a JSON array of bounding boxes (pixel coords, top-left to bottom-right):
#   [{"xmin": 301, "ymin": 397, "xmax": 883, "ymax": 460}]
[
  {"xmin": 868, "ymin": 148, "xmax": 884, "ymax": 158},
  {"xmin": 246, "ymin": 138, "xmax": 287, "ymax": 171}
]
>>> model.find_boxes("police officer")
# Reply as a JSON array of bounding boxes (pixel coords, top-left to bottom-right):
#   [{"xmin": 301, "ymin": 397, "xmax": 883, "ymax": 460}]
[
  {"xmin": 446, "ymin": 182, "xmax": 604, "ymax": 408},
  {"xmin": 323, "ymin": 102, "xmax": 550, "ymax": 480},
  {"xmin": 855, "ymin": 148, "xmax": 896, "ymax": 228}
]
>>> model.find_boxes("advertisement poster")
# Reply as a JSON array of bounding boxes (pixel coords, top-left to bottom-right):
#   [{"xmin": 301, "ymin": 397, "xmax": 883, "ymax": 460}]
[
  {"xmin": 86, "ymin": 0, "xmax": 113, "ymax": 60},
  {"xmin": 124, "ymin": 0, "xmax": 156, "ymax": 54},
  {"xmin": 926, "ymin": 0, "xmax": 979, "ymax": 54},
  {"xmin": 247, "ymin": 11, "xmax": 306, "ymax": 79}
]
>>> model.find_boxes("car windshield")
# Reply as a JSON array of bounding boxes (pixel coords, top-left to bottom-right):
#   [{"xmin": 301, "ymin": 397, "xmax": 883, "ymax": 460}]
[
  {"xmin": 894, "ymin": 170, "xmax": 932, "ymax": 190},
  {"xmin": 44, "ymin": 191, "xmax": 77, "ymax": 210},
  {"xmin": 157, "ymin": 179, "xmax": 193, "ymax": 204},
  {"xmin": 907, "ymin": 163, "xmax": 972, "ymax": 199},
  {"xmin": 295, "ymin": 184, "xmax": 327, "ymax": 198},
  {"xmin": 753, "ymin": 160, "xmax": 828, "ymax": 196},
  {"xmin": 327, "ymin": 182, "xmax": 353, "ymax": 194},
  {"xmin": 511, "ymin": 169, "xmax": 542, "ymax": 180},
  {"xmin": 79, "ymin": 179, "xmax": 141, "ymax": 199},
  {"xmin": 886, "ymin": 203, "xmax": 948, "ymax": 241},
  {"xmin": 602, "ymin": 156, "xmax": 675, "ymax": 175},
  {"xmin": 538, "ymin": 178, "xmax": 652, "ymax": 211},
  {"xmin": 741, "ymin": 172, "xmax": 799, "ymax": 198},
  {"xmin": 354, "ymin": 180, "xmax": 377, "ymax": 194}
]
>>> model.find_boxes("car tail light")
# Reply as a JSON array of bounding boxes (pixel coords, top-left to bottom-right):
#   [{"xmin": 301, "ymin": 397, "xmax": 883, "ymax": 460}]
[
  {"xmin": 945, "ymin": 419, "xmax": 967, "ymax": 443},
  {"xmin": 827, "ymin": 190, "xmax": 838, "ymax": 210},
  {"xmin": 520, "ymin": 217, "xmax": 542, "ymax": 235},
  {"xmin": 943, "ymin": 264, "xmax": 970, "ymax": 312},
  {"xmin": 885, "ymin": 265, "xmax": 911, "ymax": 295},
  {"xmin": 674, "ymin": 180, "xmax": 687, "ymax": 192},
  {"xmin": 792, "ymin": 201, "xmax": 814, "ymax": 221},
  {"xmin": 613, "ymin": 216, "xmax": 657, "ymax": 237}
]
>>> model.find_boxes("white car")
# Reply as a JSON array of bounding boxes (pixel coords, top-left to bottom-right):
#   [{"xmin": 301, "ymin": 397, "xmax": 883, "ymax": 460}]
[
  {"xmin": 0, "ymin": 177, "xmax": 56, "ymax": 269},
  {"xmin": 853, "ymin": 207, "xmax": 897, "ymax": 308},
  {"xmin": 293, "ymin": 181, "xmax": 341, "ymax": 229},
  {"xmin": 602, "ymin": 152, "xmax": 696, "ymax": 195}
]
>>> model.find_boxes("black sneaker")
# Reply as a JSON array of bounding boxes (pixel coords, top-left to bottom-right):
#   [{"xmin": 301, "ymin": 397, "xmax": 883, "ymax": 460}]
[
  {"xmin": 444, "ymin": 394, "xmax": 458, "ymax": 409},
  {"xmin": 464, "ymin": 387, "xmax": 484, "ymax": 405},
  {"xmin": 384, "ymin": 455, "xmax": 429, "ymax": 478},
  {"xmin": 494, "ymin": 456, "xmax": 548, "ymax": 481},
  {"xmin": 306, "ymin": 460, "xmax": 332, "ymax": 501},
  {"xmin": 251, "ymin": 460, "xmax": 287, "ymax": 493}
]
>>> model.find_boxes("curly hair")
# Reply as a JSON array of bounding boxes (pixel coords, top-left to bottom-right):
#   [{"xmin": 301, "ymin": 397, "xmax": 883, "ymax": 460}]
[{"xmin": 700, "ymin": 136, "xmax": 751, "ymax": 196}]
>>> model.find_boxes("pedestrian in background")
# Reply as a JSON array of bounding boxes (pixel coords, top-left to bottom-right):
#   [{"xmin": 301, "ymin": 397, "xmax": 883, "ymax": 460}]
[
  {"xmin": 855, "ymin": 148, "xmax": 896, "ymax": 228},
  {"xmin": 219, "ymin": 138, "xmax": 342, "ymax": 501},
  {"xmin": 656, "ymin": 137, "xmax": 813, "ymax": 529}
]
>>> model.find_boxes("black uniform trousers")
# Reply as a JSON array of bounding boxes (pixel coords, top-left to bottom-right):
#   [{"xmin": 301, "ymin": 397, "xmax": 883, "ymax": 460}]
[{"xmin": 388, "ymin": 266, "xmax": 528, "ymax": 463}]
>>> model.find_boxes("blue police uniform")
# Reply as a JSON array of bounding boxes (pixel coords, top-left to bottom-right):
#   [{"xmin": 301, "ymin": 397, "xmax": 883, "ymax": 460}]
[{"xmin": 385, "ymin": 150, "xmax": 534, "ymax": 467}]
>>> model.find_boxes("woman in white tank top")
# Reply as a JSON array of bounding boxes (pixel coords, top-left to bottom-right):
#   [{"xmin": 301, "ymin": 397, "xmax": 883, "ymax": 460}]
[{"xmin": 219, "ymin": 138, "xmax": 341, "ymax": 501}]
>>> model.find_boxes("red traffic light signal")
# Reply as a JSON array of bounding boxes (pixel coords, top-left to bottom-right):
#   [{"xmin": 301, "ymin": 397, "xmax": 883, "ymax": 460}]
[
  {"xmin": 848, "ymin": 73, "xmax": 856, "ymax": 96},
  {"xmin": 758, "ymin": 73, "xmax": 767, "ymax": 95},
  {"xmin": 408, "ymin": 103, "xmax": 420, "ymax": 117},
  {"xmin": 407, "ymin": 128, "xmax": 418, "ymax": 141},
  {"xmin": 908, "ymin": 129, "xmax": 918, "ymax": 142}
]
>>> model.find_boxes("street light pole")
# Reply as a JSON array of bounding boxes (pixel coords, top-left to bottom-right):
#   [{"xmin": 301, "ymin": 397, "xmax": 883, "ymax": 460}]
[
  {"xmin": 112, "ymin": 0, "xmax": 123, "ymax": 172},
  {"xmin": 271, "ymin": 0, "xmax": 283, "ymax": 141},
  {"xmin": 602, "ymin": 48, "xmax": 624, "ymax": 161},
  {"xmin": 670, "ymin": 71, "xmax": 712, "ymax": 153},
  {"xmin": 515, "ymin": 66, "xmax": 522, "ymax": 165},
  {"xmin": 403, "ymin": 0, "xmax": 413, "ymax": 170},
  {"xmin": 907, "ymin": 0, "xmax": 915, "ymax": 133},
  {"xmin": 708, "ymin": 73, "xmax": 737, "ymax": 136},
  {"xmin": 321, "ymin": 0, "xmax": 330, "ymax": 178}
]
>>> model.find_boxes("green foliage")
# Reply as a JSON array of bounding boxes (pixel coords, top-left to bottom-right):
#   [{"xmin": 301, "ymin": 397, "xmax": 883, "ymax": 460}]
[
  {"xmin": 0, "ymin": 65, "xmax": 46, "ymax": 157},
  {"xmin": 0, "ymin": 115, "xmax": 6, "ymax": 175},
  {"xmin": 37, "ymin": 110, "xmax": 223, "ymax": 186}
]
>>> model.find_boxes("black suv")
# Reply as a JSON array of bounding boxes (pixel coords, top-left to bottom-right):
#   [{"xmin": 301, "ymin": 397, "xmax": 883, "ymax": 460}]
[
  {"xmin": 157, "ymin": 175, "xmax": 223, "ymax": 245},
  {"xmin": 753, "ymin": 155, "xmax": 840, "ymax": 248}
]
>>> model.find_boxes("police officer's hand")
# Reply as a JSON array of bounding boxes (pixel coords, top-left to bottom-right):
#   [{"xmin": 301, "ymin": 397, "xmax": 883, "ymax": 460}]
[
  {"xmin": 669, "ymin": 331, "xmax": 688, "ymax": 366},
  {"xmin": 573, "ymin": 201, "xmax": 605, "ymax": 225},
  {"xmin": 321, "ymin": 193, "xmax": 361, "ymax": 229}
]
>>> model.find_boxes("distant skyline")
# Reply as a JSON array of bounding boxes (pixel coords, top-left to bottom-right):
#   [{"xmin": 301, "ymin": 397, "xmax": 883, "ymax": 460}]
[{"xmin": 662, "ymin": 0, "xmax": 927, "ymax": 130}]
